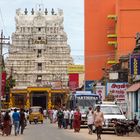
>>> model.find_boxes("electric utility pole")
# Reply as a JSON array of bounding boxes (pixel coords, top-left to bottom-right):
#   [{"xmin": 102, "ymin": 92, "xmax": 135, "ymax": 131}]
[{"xmin": 0, "ymin": 30, "xmax": 10, "ymax": 111}]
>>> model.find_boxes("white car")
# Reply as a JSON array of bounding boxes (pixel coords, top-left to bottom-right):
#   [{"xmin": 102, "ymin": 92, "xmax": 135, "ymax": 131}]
[{"xmin": 94, "ymin": 102, "xmax": 126, "ymax": 131}]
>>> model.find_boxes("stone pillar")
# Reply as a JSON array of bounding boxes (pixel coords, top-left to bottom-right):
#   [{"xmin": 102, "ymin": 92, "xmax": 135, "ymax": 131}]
[
  {"xmin": 25, "ymin": 92, "xmax": 30, "ymax": 109},
  {"xmin": 48, "ymin": 90, "xmax": 52, "ymax": 109},
  {"xmin": 9, "ymin": 90, "xmax": 13, "ymax": 108}
]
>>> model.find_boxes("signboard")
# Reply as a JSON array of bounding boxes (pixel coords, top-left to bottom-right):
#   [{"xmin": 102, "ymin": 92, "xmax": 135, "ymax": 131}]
[
  {"xmin": 130, "ymin": 54, "xmax": 140, "ymax": 75},
  {"xmin": 85, "ymin": 80, "xmax": 95, "ymax": 92},
  {"xmin": 106, "ymin": 82, "xmax": 128, "ymax": 101},
  {"xmin": 67, "ymin": 65, "xmax": 84, "ymax": 74},
  {"xmin": 69, "ymin": 74, "xmax": 79, "ymax": 91},
  {"xmin": 109, "ymin": 72, "xmax": 118, "ymax": 80},
  {"xmin": 96, "ymin": 86, "xmax": 105, "ymax": 101},
  {"xmin": 76, "ymin": 96, "xmax": 98, "ymax": 100}
]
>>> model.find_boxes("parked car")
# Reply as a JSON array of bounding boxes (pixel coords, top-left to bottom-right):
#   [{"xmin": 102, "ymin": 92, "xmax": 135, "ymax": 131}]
[{"xmin": 94, "ymin": 102, "xmax": 126, "ymax": 131}]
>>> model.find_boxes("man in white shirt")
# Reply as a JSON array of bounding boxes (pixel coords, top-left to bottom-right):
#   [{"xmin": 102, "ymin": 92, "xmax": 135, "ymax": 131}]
[
  {"xmin": 69, "ymin": 109, "xmax": 74, "ymax": 129},
  {"xmin": 63, "ymin": 109, "xmax": 69, "ymax": 129},
  {"xmin": 53, "ymin": 109, "xmax": 58, "ymax": 123}
]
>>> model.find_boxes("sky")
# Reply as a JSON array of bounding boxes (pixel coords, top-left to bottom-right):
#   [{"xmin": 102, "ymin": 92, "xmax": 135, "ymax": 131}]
[{"xmin": 0, "ymin": 0, "xmax": 84, "ymax": 64}]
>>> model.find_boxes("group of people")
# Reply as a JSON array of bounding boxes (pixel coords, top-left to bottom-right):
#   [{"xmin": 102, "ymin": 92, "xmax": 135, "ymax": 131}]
[
  {"xmin": 0, "ymin": 105, "xmax": 104, "ymax": 139},
  {"xmin": 0, "ymin": 108, "xmax": 27, "ymax": 136},
  {"xmin": 48, "ymin": 105, "xmax": 104, "ymax": 140},
  {"xmin": 48, "ymin": 107, "xmax": 81, "ymax": 132}
]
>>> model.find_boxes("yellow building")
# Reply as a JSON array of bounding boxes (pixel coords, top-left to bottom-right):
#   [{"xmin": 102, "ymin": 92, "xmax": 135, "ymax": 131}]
[{"xmin": 9, "ymin": 87, "xmax": 69, "ymax": 109}]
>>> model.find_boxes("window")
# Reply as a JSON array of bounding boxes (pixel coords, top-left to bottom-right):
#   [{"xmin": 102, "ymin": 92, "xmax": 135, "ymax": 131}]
[
  {"xmin": 38, "ymin": 37, "xmax": 41, "ymax": 40},
  {"xmin": 37, "ymin": 75, "xmax": 42, "ymax": 82},
  {"xmin": 38, "ymin": 63, "xmax": 42, "ymax": 70},
  {"xmin": 100, "ymin": 106, "xmax": 122, "ymax": 115},
  {"xmin": 135, "ymin": 92, "xmax": 138, "ymax": 112},
  {"xmin": 38, "ymin": 28, "xmax": 41, "ymax": 32},
  {"xmin": 38, "ymin": 49, "xmax": 42, "ymax": 54},
  {"xmin": 37, "ymin": 49, "xmax": 42, "ymax": 57}
]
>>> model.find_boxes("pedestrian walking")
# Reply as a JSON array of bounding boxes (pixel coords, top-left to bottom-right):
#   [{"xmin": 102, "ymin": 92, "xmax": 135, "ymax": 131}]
[
  {"xmin": 87, "ymin": 106, "xmax": 94, "ymax": 134},
  {"xmin": 24, "ymin": 110, "xmax": 28, "ymax": 127},
  {"xmin": 2, "ymin": 111, "xmax": 11, "ymax": 136},
  {"xmin": 0, "ymin": 112, "xmax": 3, "ymax": 133},
  {"xmin": 53, "ymin": 108, "xmax": 58, "ymax": 123},
  {"xmin": 9, "ymin": 109, "xmax": 14, "ymax": 124},
  {"xmin": 12, "ymin": 108, "xmax": 20, "ymax": 136},
  {"xmin": 73, "ymin": 108, "xmax": 81, "ymax": 132},
  {"xmin": 69, "ymin": 109, "xmax": 74, "ymax": 129},
  {"xmin": 48, "ymin": 108, "xmax": 53, "ymax": 123},
  {"xmin": 63, "ymin": 108, "xmax": 69, "ymax": 129},
  {"xmin": 43, "ymin": 109, "xmax": 47, "ymax": 119},
  {"xmin": 94, "ymin": 105, "xmax": 104, "ymax": 140},
  {"xmin": 57, "ymin": 108, "xmax": 64, "ymax": 128},
  {"xmin": 19, "ymin": 108, "xmax": 26, "ymax": 134}
]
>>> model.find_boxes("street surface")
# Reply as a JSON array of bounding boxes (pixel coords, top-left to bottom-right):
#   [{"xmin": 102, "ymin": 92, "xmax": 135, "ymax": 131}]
[{"xmin": 0, "ymin": 120, "xmax": 139, "ymax": 140}]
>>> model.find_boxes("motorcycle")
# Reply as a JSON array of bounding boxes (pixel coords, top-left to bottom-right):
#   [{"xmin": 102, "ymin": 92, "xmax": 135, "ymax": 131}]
[
  {"xmin": 135, "ymin": 118, "xmax": 140, "ymax": 134},
  {"xmin": 133, "ymin": 114, "xmax": 140, "ymax": 134},
  {"xmin": 113, "ymin": 119, "xmax": 136, "ymax": 136}
]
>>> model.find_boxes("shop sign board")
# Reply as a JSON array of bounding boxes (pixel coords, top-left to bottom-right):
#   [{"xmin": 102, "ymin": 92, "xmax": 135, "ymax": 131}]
[
  {"xmin": 95, "ymin": 85, "xmax": 105, "ymax": 101},
  {"xmin": 106, "ymin": 82, "xmax": 128, "ymax": 101},
  {"xmin": 85, "ymin": 80, "xmax": 95, "ymax": 92},
  {"xmin": 130, "ymin": 54, "xmax": 140, "ymax": 75}
]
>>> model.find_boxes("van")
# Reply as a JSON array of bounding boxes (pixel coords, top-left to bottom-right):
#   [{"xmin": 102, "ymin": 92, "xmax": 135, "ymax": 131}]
[{"xmin": 94, "ymin": 102, "xmax": 126, "ymax": 131}]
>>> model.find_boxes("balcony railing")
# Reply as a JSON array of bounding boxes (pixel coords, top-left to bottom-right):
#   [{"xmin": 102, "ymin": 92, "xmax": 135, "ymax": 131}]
[
  {"xmin": 107, "ymin": 15, "xmax": 117, "ymax": 21},
  {"xmin": 107, "ymin": 34, "xmax": 117, "ymax": 38}
]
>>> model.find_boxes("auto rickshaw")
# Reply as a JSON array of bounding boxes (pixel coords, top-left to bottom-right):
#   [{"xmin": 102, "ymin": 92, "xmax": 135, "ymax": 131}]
[{"xmin": 29, "ymin": 106, "xmax": 44, "ymax": 124}]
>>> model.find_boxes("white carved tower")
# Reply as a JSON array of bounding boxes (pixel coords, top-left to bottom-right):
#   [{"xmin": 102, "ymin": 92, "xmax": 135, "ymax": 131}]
[{"xmin": 5, "ymin": 7, "xmax": 73, "ymax": 89}]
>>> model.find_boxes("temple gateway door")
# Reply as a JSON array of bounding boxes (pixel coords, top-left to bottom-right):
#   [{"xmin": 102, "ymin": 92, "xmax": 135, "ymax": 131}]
[{"xmin": 31, "ymin": 92, "xmax": 47, "ymax": 109}]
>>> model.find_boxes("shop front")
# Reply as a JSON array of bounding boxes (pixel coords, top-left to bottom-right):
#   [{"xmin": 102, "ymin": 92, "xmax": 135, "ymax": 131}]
[{"xmin": 126, "ymin": 82, "xmax": 140, "ymax": 119}]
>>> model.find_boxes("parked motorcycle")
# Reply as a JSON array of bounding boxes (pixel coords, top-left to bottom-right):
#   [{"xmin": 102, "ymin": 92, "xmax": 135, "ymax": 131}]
[
  {"xmin": 135, "ymin": 118, "xmax": 140, "ymax": 134},
  {"xmin": 113, "ymin": 119, "xmax": 136, "ymax": 136},
  {"xmin": 133, "ymin": 115, "xmax": 140, "ymax": 134}
]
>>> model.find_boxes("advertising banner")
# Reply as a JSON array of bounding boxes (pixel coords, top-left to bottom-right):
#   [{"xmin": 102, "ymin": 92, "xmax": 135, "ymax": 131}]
[
  {"xmin": 85, "ymin": 80, "xmax": 95, "ymax": 92},
  {"xmin": 69, "ymin": 74, "xmax": 79, "ymax": 91},
  {"xmin": 109, "ymin": 72, "xmax": 118, "ymax": 80},
  {"xmin": 67, "ymin": 65, "xmax": 84, "ymax": 74},
  {"xmin": 96, "ymin": 86, "xmax": 105, "ymax": 101},
  {"xmin": 106, "ymin": 82, "xmax": 128, "ymax": 101},
  {"xmin": 130, "ymin": 54, "xmax": 140, "ymax": 75}
]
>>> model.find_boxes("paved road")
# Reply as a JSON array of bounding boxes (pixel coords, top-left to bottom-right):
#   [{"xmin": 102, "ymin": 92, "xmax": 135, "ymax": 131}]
[{"xmin": 0, "ymin": 120, "xmax": 140, "ymax": 140}]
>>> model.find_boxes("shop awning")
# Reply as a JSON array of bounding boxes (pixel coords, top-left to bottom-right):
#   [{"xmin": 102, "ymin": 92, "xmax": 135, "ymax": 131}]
[{"xmin": 126, "ymin": 83, "xmax": 140, "ymax": 92}]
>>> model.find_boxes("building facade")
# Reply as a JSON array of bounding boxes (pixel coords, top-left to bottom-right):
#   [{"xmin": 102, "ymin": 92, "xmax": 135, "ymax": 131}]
[
  {"xmin": 85, "ymin": 0, "xmax": 140, "ymax": 80},
  {"xmin": 5, "ymin": 8, "xmax": 73, "ymax": 89}
]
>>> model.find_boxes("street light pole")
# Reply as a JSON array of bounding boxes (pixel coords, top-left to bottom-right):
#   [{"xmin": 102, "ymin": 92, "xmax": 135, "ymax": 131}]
[{"xmin": 0, "ymin": 30, "xmax": 10, "ymax": 111}]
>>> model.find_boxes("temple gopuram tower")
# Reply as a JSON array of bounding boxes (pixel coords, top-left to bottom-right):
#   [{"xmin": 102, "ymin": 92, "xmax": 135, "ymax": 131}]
[{"xmin": 5, "ymin": 7, "xmax": 73, "ymax": 89}]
